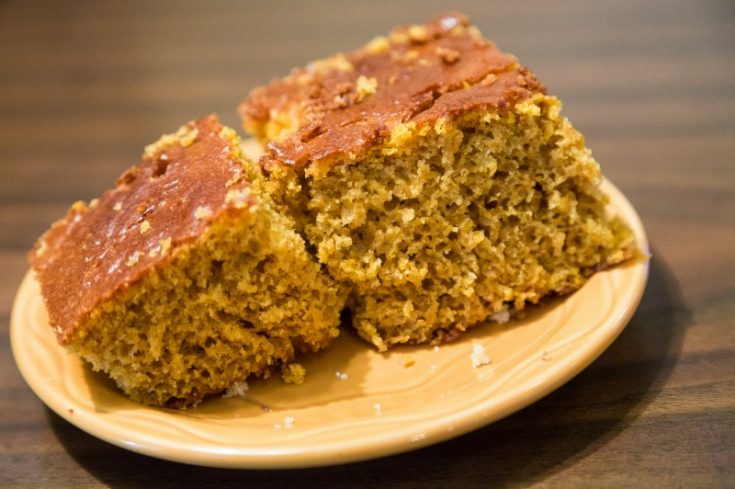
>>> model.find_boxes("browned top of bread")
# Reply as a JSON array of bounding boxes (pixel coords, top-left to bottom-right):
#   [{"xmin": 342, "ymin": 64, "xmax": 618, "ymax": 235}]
[
  {"xmin": 239, "ymin": 12, "xmax": 545, "ymax": 166},
  {"xmin": 28, "ymin": 115, "xmax": 256, "ymax": 343}
]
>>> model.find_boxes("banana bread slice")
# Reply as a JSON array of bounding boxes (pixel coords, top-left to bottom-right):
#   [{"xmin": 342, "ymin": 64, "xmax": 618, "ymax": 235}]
[
  {"xmin": 29, "ymin": 115, "xmax": 346, "ymax": 407},
  {"xmin": 240, "ymin": 12, "xmax": 637, "ymax": 351}
]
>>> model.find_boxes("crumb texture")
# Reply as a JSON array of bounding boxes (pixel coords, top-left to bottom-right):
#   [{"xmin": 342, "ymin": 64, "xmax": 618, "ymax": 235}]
[
  {"xmin": 29, "ymin": 115, "xmax": 255, "ymax": 343},
  {"xmin": 265, "ymin": 95, "xmax": 636, "ymax": 350},
  {"xmin": 30, "ymin": 12, "xmax": 639, "ymax": 409},
  {"xmin": 30, "ymin": 116, "xmax": 345, "ymax": 407},
  {"xmin": 240, "ymin": 12, "xmax": 544, "ymax": 166},
  {"xmin": 243, "ymin": 13, "xmax": 636, "ymax": 351},
  {"xmin": 69, "ymin": 205, "xmax": 343, "ymax": 407}
]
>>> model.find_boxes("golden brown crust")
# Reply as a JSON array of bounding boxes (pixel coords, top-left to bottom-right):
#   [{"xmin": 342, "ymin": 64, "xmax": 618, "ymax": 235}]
[
  {"xmin": 28, "ymin": 115, "xmax": 256, "ymax": 344},
  {"xmin": 239, "ymin": 12, "xmax": 545, "ymax": 166}
]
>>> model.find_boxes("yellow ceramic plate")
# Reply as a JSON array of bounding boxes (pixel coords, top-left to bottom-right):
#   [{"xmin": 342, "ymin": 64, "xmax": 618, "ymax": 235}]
[{"xmin": 11, "ymin": 179, "xmax": 648, "ymax": 469}]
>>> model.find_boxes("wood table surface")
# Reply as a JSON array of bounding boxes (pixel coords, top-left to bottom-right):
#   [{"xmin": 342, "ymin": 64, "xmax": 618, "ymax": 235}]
[{"xmin": 1, "ymin": 0, "xmax": 733, "ymax": 487}]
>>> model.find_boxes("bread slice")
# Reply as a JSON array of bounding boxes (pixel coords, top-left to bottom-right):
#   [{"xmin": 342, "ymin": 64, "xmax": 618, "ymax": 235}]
[
  {"xmin": 240, "ymin": 13, "xmax": 637, "ymax": 351},
  {"xmin": 29, "ymin": 115, "xmax": 346, "ymax": 407}
]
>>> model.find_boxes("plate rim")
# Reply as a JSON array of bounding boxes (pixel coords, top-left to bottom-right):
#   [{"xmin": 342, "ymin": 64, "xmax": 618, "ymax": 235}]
[{"xmin": 10, "ymin": 178, "xmax": 649, "ymax": 469}]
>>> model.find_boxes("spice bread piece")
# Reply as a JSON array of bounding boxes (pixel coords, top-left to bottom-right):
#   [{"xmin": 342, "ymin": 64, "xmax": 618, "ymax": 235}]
[
  {"xmin": 29, "ymin": 115, "xmax": 346, "ymax": 407},
  {"xmin": 240, "ymin": 12, "xmax": 637, "ymax": 350}
]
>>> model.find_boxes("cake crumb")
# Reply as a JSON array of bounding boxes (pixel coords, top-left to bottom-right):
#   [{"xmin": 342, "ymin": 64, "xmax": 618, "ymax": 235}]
[
  {"xmin": 404, "ymin": 49, "xmax": 419, "ymax": 62},
  {"xmin": 481, "ymin": 73, "xmax": 497, "ymax": 86},
  {"xmin": 283, "ymin": 416, "xmax": 295, "ymax": 429},
  {"xmin": 335, "ymin": 371, "xmax": 349, "ymax": 380},
  {"xmin": 388, "ymin": 121, "xmax": 417, "ymax": 147},
  {"xmin": 432, "ymin": 345, "xmax": 441, "ymax": 352},
  {"xmin": 364, "ymin": 35, "xmax": 390, "ymax": 54},
  {"xmin": 433, "ymin": 117, "xmax": 450, "ymax": 135},
  {"xmin": 225, "ymin": 174, "xmax": 242, "ymax": 187},
  {"xmin": 411, "ymin": 433, "xmax": 427, "ymax": 442},
  {"xmin": 470, "ymin": 343, "xmax": 490, "ymax": 368},
  {"xmin": 332, "ymin": 93, "xmax": 350, "ymax": 109},
  {"xmin": 194, "ymin": 206, "xmax": 213, "ymax": 220},
  {"xmin": 389, "ymin": 30, "xmax": 409, "ymax": 45},
  {"xmin": 489, "ymin": 308, "xmax": 510, "ymax": 324},
  {"xmin": 402, "ymin": 356, "xmax": 416, "ymax": 368},
  {"xmin": 218, "ymin": 126, "xmax": 238, "ymax": 142},
  {"xmin": 139, "ymin": 220, "xmax": 151, "ymax": 234},
  {"xmin": 225, "ymin": 188, "xmax": 251, "ymax": 209},
  {"xmin": 222, "ymin": 380, "xmax": 249, "ymax": 398},
  {"xmin": 355, "ymin": 75, "xmax": 378, "ymax": 102},
  {"xmin": 179, "ymin": 128, "xmax": 198, "ymax": 147},
  {"xmin": 159, "ymin": 237, "xmax": 172, "ymax": 254},
  {"xmin": 436, "ymin": 46, "xmax": 461, "ymax": 64},
  {"xmin": 541, "ymin": 351, "xmax": 552, "ymax": 361},
  {"xmin": 144, "ymin": 124, "xmax": 199, "ymax": 159},
  {"xmin": 307, "ymin": 53, "xmax": 353, "ymax": 74},
  {"xmin": 281, "ymin": 363, "xmax": 306, "ymax": 384},
  {"xmin": 35, "ymin": 239, "xmax": 49, "ymax": 257},
  {"xmin": 400, "ymin": 208, "xmax": 415, "ymax": 223},
  {"xmin": 407, "ymin": 25, "xmax": 431, "ymax": 43},
  {"xmin": 126, "ymin": 251, "xmax": 141, "ymax": 267},
  {"xmin": 373, "ymin": 403, "xmax": 382, "ymax": 416},
  {"xmin": 71, "ymin": 200, "xmax": 86, "ymax": 213},
  {"xmin": 113, "ymin": 202, "xmax": 123, "ymax": 212}
]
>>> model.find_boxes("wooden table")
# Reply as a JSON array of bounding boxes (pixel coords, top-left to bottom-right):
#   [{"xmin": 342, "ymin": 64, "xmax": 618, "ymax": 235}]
[{"xmin": 2, "ymin": 1, "xmax": 733, "ymax": 487}]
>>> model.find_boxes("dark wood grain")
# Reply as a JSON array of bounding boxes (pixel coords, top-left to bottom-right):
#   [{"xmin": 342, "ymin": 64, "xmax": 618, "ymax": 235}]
[{"xmin": 1, "ymin": 0, "xmax": 734, "ymax": 487}]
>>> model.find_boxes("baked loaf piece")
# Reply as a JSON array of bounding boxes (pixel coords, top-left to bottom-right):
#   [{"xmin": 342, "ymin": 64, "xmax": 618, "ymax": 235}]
[
  {"xmin": 29, "ymin": 115, "xmax": 345, "ymax": 407},
  {"xmin": 240, "ymin": 13, "xmax": 637, "ymax": 350}
]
